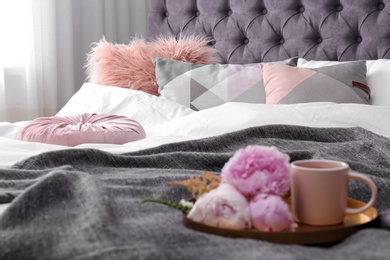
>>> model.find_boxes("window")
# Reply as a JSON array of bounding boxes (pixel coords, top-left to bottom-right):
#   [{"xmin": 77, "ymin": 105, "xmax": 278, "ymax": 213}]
[{"xmin": 0, "ymin": 0, "xmax": 30, "ymax": 67}]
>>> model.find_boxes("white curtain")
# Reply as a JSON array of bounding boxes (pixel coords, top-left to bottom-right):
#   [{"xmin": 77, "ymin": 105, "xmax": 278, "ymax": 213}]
[{"xmin": 0, "ymin": 0, "xmax": 148, "ymax": 123}]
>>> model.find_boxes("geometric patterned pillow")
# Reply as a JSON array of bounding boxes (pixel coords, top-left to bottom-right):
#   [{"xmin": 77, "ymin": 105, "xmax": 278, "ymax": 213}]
[
  {"xmin": 154, "ymin": 57, "xmax": 297, "ymax": 111},
  {"xmin": 262, "ymin": 61, "xmax": 370, "ymax": 105}
]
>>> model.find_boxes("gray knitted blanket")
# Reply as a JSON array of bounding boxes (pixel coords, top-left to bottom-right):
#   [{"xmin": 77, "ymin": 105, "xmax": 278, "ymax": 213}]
[{"xmin": 0, "ymin": 125, "xmax": 390, "ymax": 260}]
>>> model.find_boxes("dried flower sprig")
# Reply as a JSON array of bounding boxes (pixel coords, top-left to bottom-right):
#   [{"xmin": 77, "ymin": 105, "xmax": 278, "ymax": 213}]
[{"xmin": 167, "ymin": 171, "xmax": 221, "ymax": 199}]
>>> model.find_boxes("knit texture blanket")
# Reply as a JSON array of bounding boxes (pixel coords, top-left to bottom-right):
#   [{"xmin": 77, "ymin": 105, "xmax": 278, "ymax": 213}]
[{"xmin": 0, "ymin": 125, "xmax": 390, "ymax": 260}]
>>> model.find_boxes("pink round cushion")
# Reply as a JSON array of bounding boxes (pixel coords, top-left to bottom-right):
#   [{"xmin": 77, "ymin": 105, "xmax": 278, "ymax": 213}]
[{"xmin": 18, "ymin": 113, "xmax": 146, "ymax": 146}]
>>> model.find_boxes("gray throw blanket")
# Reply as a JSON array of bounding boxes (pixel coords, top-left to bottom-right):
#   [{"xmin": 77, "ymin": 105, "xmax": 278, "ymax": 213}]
[{"xmin": 0, "ymin": 125, "xmax": 390, "ymax": 260}]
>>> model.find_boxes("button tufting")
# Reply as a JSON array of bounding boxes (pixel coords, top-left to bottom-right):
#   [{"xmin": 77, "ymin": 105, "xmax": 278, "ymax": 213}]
[
  {"xmin": 298, "ymin": 6, "xmax": 305, "ymax": 13},
  {"xmin": 165, "ymin": 11, "xmax": 169, "ymax": 17},
  {"xmin": 356, "ymin": 36, "xmax": 362, "ymax": 43},
  {"xmin": 336, "ymin": 5, "xmax": 343, "ymax": 12},
  {"xmin": 195, "ymin": 11, "xmax": 200, "ymax": 17},
  {"xmin": 378, "ymin": 3, "xmax": 385, "ymax": 10},
  {"xmin": 279, "ymin": 39, "xmax": 285, "ymax": 44},
  {"xmin": 262, "ymin": 9, "xmax": 268, "ymax": 15},
  {"xmin": 227, "ymin": 10, "xmax": 233, "ymax": 16},
  {"xmin": 244, "ymin": 38, "xmax": 249, "ymax": 44},
  {"xmin": 317, "ymin": 38, "xmax": 323, "ymax": 43}
]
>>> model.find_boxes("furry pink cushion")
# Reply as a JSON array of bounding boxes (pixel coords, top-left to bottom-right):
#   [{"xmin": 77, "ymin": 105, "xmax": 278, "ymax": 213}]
[
  {"xmin": 18, "ymin": 113, "xmax": 146, "ymax": 146},
  {"xmin": 85, "ymin": 36, "xmax": 217, "ymax": 96}
]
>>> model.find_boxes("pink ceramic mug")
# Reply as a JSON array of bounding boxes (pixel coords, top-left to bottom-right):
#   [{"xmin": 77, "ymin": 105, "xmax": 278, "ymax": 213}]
[{"xmin": 290, "ymin": 159, "xmax": 377, "ymax": 226}]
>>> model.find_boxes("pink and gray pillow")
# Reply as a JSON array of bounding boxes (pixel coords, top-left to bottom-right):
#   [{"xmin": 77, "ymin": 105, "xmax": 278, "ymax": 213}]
[
  {"xmin": 262, "ymin": 61, "xmax": 370, "ymax": 105},
  {"xmin": 154, "ymin": 57, "xmax": 297, "ymax": 111}
]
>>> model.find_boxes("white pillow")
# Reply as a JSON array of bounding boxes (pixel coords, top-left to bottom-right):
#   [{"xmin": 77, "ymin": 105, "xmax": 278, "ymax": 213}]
[
  {"xmin": 57, "ymin": 83, "xmax": 195, "ymax": 136},
  {"xmin": 298, "ymin": 58, "xmax": 390, "ymax": 107}
]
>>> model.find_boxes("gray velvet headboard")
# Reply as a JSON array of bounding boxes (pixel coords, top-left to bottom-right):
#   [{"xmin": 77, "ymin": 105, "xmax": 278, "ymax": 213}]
[{"xmin": 147, "ymin": 0, "xmax": 390, "ymax": 63}]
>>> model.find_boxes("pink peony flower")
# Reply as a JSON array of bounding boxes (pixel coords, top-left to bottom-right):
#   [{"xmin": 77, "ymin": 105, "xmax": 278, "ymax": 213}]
[
  {"xmin": 249, "ymin": 193, "xmax": 298, "ymax": 232},
  {"xmin": 221, "ymin": 145, "xmax": 290, "ymax": 198},
  {"xmin": 187, "ymin": 183, "xmax": 251, "ymax": 230}
]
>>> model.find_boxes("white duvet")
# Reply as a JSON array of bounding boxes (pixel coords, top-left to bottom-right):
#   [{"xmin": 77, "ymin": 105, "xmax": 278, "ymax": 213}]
[{"xmin": 1, "ymin": 83, "xmax": 389, "ymax": 169}]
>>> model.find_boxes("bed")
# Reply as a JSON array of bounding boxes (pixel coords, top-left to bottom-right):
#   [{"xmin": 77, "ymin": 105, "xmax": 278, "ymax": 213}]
[{"xmin": 1, "ymin": 0, "xmax": 390, "ymax": 259}]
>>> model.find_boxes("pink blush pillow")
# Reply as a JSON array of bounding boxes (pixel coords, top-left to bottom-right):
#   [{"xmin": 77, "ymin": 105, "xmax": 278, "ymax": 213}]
[
  {"xmin": 85, "ymin": 36, "xmax": 217, "ymax": 96},
  {"xmin": 17, "ymin": 113, "xmax": 146, "ymax": 146},
  {"xmin": 261, "ymin": 61, "xmax": 370, "ymax": 105}
]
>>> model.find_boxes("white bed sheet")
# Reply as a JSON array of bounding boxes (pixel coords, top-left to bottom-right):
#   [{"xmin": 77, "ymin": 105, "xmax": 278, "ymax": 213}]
[{"xmin": 1, "ymin": 83, "xmax": 389, "ymax": 169}]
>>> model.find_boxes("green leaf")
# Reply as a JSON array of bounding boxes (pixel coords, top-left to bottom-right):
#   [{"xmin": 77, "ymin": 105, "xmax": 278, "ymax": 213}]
[{"xmin": 141, "ymin": 199, "xmax": 192, "ymax": 213}]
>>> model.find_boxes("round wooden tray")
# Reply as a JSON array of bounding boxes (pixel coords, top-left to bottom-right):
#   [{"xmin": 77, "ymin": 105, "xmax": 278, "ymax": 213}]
[{"xmin": 182, "ymin": 198, "xmax": 378, "ymax": 245}]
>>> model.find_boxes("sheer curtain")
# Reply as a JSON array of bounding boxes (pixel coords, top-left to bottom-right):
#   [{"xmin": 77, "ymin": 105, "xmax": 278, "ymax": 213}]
[{"xmin": 0, "ymin": 0, "xmax": 147, "ymax": 123}]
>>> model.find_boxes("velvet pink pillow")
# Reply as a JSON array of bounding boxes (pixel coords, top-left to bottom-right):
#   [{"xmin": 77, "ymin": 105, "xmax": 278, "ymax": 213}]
[
  {"xmin": 85, "ymin": 36, "xmax": 217, "ymax": 96},
  {"xmin": 18, "ymin": 113, "xmax": 146, "ymax": 146}
]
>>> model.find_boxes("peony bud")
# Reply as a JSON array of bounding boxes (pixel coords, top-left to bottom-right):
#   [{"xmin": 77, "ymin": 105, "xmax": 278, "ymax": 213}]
[{"xmin": 249, "ymin": 193, "xmax": 297, "ymax": 232}]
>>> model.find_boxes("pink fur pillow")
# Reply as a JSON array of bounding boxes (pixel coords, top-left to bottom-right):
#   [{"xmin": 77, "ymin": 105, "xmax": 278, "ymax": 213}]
[{"xmin": 85, "ymin": 36, "xmax": 217, "ymax": 96}]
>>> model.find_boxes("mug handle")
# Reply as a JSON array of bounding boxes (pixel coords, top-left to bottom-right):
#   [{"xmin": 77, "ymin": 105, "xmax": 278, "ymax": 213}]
[{"xmin": 345, "ymin": 172, "xmax": 377, "ymax": 215}]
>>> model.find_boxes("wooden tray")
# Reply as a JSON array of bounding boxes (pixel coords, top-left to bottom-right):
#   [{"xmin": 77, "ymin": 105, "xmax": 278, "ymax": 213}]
[{"xmin": 182, "ymin": 198, "xmax": 378, "ymax": 245}]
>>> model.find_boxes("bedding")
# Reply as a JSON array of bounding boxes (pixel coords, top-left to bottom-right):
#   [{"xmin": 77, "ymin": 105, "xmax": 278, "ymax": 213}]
[
  {"xmin": 1, "ymin": 125, "xmax": 390, "ymax": 259},
  {"xmin": 1, "ymin": 84, "xmax": 390, "ymax": 168},
  {"xmin": 1, "ymin": 0, "xmax": 390, "ymax": 259}
]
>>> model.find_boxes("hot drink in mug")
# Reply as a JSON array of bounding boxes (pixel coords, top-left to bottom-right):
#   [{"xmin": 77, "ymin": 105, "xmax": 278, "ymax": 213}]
[{"xmin": 290, "ymin": 159, "xmax": 377, "ymax": 226}]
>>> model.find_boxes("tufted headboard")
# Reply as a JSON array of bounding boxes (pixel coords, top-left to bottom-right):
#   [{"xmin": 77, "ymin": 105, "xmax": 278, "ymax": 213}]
[{"xmin": 147, "ymin": 0, "xmax": 390, "ymax": 64}]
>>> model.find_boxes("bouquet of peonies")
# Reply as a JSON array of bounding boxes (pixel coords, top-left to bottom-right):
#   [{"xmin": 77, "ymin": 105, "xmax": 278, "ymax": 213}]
[{"xmin": 143, "ymin": 145, "xmax": 298, "ymax": 232}]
